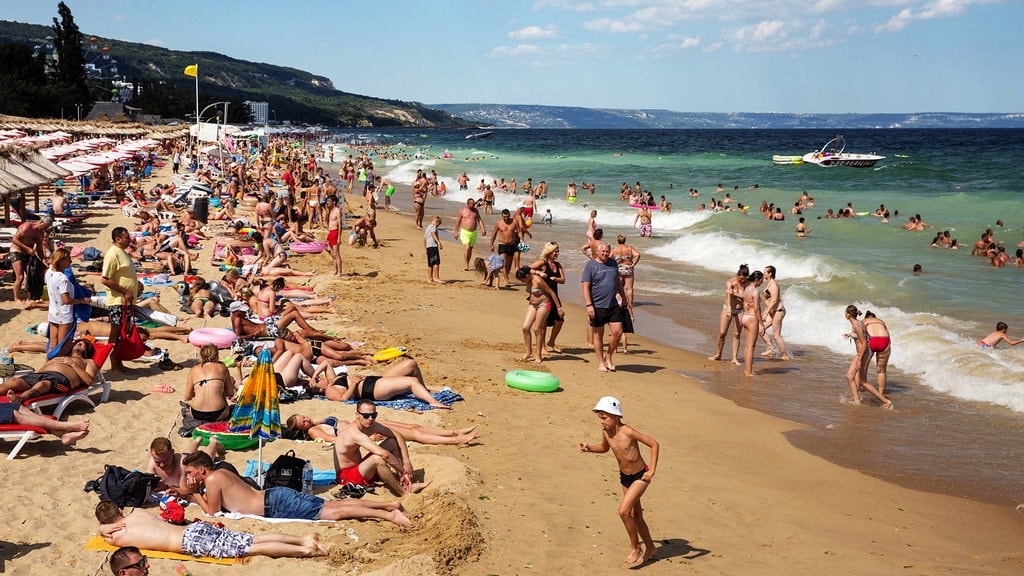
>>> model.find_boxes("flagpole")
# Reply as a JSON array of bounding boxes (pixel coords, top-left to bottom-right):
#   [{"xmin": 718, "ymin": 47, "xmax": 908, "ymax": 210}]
[{"xmin": 193, "ymin": 68, "xmax": 199, "ymax": 161}]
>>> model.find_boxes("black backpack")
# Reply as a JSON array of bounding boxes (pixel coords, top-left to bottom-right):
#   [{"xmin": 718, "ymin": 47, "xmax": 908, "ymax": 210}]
[
  {"xmin": 263, "ymin": 450, "xmax": 306, "ymax": 491},
  {"xmin": 86, "ymin": 465, "xmax": 161, "ymax": 507}
]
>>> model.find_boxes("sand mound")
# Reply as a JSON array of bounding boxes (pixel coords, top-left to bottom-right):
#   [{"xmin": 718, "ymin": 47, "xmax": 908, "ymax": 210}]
[{"xmin": 326, "ymin": 491, "xmax": 483, "ymax": 575}]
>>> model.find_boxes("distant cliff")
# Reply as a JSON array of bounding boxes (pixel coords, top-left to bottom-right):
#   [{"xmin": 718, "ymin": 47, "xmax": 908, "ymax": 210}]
[
  {"xmin": 0, "ymin": 20, "xmax": 472, "ymax": 128},
  {"xmin": 434, "ymin": 104, "xmax": 1024, "ymax": 129}
]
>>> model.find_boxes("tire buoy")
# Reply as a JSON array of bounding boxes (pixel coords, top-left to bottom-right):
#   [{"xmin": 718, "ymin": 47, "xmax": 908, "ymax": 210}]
[{"xmin": 505, "ymin": 370, "xmax": 559, "ymax": 393}]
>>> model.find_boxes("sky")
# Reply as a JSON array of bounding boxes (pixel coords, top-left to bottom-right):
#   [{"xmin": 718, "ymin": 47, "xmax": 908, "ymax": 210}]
[{"xmin": 3, "ymin": 0, "xmax": 1022, "ymax": 113}]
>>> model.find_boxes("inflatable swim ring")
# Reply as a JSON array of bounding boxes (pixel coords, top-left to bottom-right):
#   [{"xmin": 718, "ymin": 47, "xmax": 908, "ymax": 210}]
[
  {"xmin": 505, "ymin": 370, "xmax": 559, "ymax": 393},
  {"xmin": 289, "ymin": 241, "xmax": 328, "ymax": 254},
  {"xmin": 187, "ymin": 327, "xmax": 237, "ymax": 349},
  {"xmin": 193, "ymin": 421, "xmax": 259, "ymax": 451},
  {"xmin": 630, "ymin": 204, "xmax": 660, "ymax": 210},
  {"xmin": 373, "ymin": 347, "xmax": 408, "ymax": 362}
]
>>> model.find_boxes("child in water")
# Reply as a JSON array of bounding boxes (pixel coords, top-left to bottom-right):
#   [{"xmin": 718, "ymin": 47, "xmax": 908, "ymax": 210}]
[
  {"xmin": 580, "ymin": 396, "xmax": 659, "ymax": 564},
  {"xmin": 542, "ymin": 209, "xmax": 553, "ymax": 225}
]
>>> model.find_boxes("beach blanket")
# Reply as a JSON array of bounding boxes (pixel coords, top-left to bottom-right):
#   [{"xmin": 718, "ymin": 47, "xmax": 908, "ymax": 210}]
[
  {"xmin": 324, "ymin": 389, "xmax": 463, "ymax": 411},
  {"xmin": 242, "ymin": 460, "xmax": 335, "ymax": 486},
  {"xmin": 84, "ymin": 535, "xmax": 239, "ymax": 565}
]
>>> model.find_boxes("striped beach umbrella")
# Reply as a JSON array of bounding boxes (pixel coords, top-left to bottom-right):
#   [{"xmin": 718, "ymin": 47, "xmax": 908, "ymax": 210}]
[{"xmin": 229, "ymin": 348, "xmax": 281, "ymax": 485}]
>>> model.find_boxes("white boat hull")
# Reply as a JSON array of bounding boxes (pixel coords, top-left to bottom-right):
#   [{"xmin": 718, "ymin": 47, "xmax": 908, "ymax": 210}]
[
  {"xmin": 801, "ymin": 152, "xmax": 884, "ymax": 168},
  {"xmin": 772, "ymin": 155, "xmax": 804, "ymax": 165}
]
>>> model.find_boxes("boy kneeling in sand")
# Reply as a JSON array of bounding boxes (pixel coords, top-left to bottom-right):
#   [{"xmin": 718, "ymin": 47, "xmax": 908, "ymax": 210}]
[
  {"xmin": 95, "ymin": 501, "xmax": 327, "ymax": 559},
  {"xmin": 580, "ymin": 396, "xmax": 659, "ymax": 564}
]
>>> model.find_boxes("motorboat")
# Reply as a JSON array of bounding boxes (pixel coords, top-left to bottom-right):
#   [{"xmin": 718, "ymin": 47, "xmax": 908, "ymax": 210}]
[
  {"xmin": 802, "ymin": 135, "xmax": 884, "ymax": 168},
  {"xmin": 465, "ymin": 131, "xmax": 493, "ymax": 140},
  {"xmin": 772, "ymin": 155, "xmax": 803, "ymax": 165}
]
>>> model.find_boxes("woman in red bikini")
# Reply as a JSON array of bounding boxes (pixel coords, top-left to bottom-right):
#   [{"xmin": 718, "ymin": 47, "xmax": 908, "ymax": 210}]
[{"xmin": 861, "ymin": 311, "xmax": 892, "ymax": 396}]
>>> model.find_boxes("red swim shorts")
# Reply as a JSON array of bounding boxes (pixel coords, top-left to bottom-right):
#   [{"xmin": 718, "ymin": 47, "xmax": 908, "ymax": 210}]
[
  {"xmin": 327, "ymin": 229, "xmax": 339, "ymax": 247},
  {"xmin": 335, "ymin": 465, "xmax": 373, "ymax": 487}
]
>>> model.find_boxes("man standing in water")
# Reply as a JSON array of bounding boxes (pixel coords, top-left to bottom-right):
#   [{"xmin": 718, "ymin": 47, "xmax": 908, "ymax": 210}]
[
  {"xmin": 708, "ymin": 264, "xmax": 748, "ymax": 365},
  {"xmin": 454, "ymin": 198, "xmax": 486, "ymax": 271}
]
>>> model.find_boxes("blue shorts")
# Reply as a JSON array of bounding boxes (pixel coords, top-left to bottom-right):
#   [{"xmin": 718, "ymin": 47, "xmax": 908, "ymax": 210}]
[
  {"xmin": 0, "ymin": 402, "xmax": 20, "ymax": 425},
  {"xmin": 263, "ymin": 486, "xmax": 324, "ymax": 520}
]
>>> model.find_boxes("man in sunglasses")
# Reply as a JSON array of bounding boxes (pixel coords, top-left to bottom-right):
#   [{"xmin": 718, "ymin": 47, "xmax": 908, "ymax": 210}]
[
  {"xmin": 334, "ymin": 399, "xmax": 430, "ymax": 497},
  {"xmin": 97, "ymin": 502, "xmax": 326, "ymax": 563}
]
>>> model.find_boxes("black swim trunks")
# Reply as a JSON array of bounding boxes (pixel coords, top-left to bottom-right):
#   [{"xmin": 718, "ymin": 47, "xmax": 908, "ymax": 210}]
[
  {"xmin": 498, "ymin": 243, "xmax": 516, "ymax": 256},
  {"xmin": 620, "ymin": 466, "xmax": 649, "ymax": 487},
  {"xmin": 589, "ymin": 306, "xmax": 625, "ymax": 328},
  {"xmin": 18, "ymin": 371, "xmax": 74, "ymax": 394},
  {"xmin": 10, "ymin": 251, "xmax": 33, "ymax": 265}
]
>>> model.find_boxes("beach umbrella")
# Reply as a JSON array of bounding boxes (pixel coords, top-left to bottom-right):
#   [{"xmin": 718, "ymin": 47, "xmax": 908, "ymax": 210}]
[{"xmin": 228, "ymin": 347, "xmax": 281, "ymax": 486}]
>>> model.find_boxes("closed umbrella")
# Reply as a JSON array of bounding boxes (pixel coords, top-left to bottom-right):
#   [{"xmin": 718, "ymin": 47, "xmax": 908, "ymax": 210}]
[{"xmin": 228, "ymin": 348, "xmax": 281, "ymax": 487}]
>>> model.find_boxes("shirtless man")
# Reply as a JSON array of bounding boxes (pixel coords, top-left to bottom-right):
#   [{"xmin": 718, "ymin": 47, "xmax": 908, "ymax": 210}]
[
  {"xmin": 633, "ymin": 205, "xmax": 652, "ymax": 238},
  {"xmin": 535, "ymin": 180, "xmax": 548, "ymax": 198},
  {"xmin": 334, "ymin": 399, "xmax": 430, "ymax": 497},
  {"xmin": 0, "ymin": 339, "xmax": 98, "ymax": 402},
  {"xmin": 141, "ymin": 436, "xmax": 224, "ymax": 493},
  {"xmin": 322, "ymin": 194, "xmax": 343, "ymax": 276},
  {"xmin": 490, "ymin": 209, "xmax": 518, "ymax": 287},
  {"xmin": 482, "ymin": 184, "xmax": 495, "ymax": 214},
  {"xmin": 708, "ymin": 264, "xmax": 748, "ymax": 364},
  {"xmin": 454, "ymin": 198, "xmax": 486, "ymax": 271},
  {"xmin": 181, "ymin": 451, "xmax": 412, "ymax": 526},
  {"xmin": 10, "ymin": 216, "xmax": 51, "ymax": 304},
  {"xmin": 521, "ymin": 193, "xmax": 537, "ymax": 220},
  {"xmin": 96, "ymin": 503, "xmax": 326, "ymax": 560}
]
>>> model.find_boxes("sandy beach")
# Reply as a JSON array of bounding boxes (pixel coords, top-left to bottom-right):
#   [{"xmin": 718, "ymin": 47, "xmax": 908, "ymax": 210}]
[{"xmin": 1, "ymin": 159, "xmax": 1022, "ymax": 576}]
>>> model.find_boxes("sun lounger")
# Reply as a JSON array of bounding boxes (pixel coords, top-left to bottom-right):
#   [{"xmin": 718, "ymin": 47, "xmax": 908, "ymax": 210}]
[
  {"xmin": 0, "ymin": 422, "xmax": 46, "ymax": 460},
  {"xmin": 16, "ymin": 342, "xmax": 114, "ymax": 421}
]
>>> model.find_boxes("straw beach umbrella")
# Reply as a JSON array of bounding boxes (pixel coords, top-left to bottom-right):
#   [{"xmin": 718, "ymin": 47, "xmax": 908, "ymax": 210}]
[{"xmin": 228, "ymin": 348, "xmax": 282, "ymax": 487}]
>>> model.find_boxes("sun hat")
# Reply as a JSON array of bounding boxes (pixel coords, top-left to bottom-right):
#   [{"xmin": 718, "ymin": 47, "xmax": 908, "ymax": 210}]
[
  {"xmin": 593, "ymin": 396, "xmax": 622, "ymax": 416},
  {"xmin": 228, "ymin": 301, "xmax": 249, "ymax": 313}
]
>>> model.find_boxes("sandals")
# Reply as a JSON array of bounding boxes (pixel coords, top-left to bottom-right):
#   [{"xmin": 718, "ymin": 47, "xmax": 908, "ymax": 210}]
[
  {"xmin": 331, "ymin": 483, "xmax": 375, "ymax": 499},
  {"xmin": 150, "ymin": 384, "xmax": 175, "ymax": 394}
]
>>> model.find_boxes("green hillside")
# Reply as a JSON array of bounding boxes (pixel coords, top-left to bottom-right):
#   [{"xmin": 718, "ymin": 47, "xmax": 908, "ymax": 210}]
[{"xmin": 0, "ymin": 19, "xmax": 472, "ymax": 128}]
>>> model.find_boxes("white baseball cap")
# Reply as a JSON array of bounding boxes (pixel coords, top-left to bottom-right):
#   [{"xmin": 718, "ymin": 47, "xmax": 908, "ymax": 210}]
[
  {"xmin": 228, "ymin": 301, "xmax": 249, "ymax": 313},
  {"xmin": 593, "ymin": 396, "xmax": 622, "ymax": 416}
]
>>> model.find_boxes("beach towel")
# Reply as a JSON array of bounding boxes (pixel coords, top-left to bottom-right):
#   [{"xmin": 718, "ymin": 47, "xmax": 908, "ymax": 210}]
[
  {"xmin": 84, "ymin": 535, "xmax": 240, "ymax": 565},
  {"xmin": 45, "ymin": 317, "xmax": 76, "ymax": 360},
  {"xmin": 64, "ymin": 266, "xmax": 94, "ymax": 324},
  {"xmin": 324, "ymin": 389, "xmax": 463, "ymax": 412}
]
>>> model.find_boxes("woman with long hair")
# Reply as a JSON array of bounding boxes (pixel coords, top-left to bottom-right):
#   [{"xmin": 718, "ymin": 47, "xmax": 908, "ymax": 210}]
[
  {"xmin": 843, "ymin": 305, "xmax": 893, "ymax": 409},
  {"xmin": 740, "ymin": 271, "xmax": 766, "ymax": 376},
  {"xmin": 516, "ymin": 265, "xmax": 564, "ymax": 363},
  {"xmin": 44, "ymin": 248, "xmax": 89, "ymax": 357},
  {"xmin": 530, "ymin": 242, "xmax": 566, "ymax": 354}
]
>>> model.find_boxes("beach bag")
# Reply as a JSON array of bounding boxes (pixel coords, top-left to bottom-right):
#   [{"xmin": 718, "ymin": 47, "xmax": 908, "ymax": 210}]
[
  {"xmin": 82, "ymin": 246, "xmax": 102, "ymax": 261},
  {"xmin": 113, "ymin": 304, "xmax": 147, "ymax": 361},
  {"xmin": 263, "ymin": 450, "xmax": 305, "ymax": 491},
  {"xmin": 87, "ymin": 465, "xmax": 161, "ymax": 507}
]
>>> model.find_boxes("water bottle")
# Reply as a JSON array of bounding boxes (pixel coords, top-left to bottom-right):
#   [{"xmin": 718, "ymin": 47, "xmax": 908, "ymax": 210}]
[
  {"xmin": 302, "ymin": 459, "xmax": 313, "ymax": 494},
  {"xmin": 0, "ymin": 347, "xmax": 9, "ymax": 365}
]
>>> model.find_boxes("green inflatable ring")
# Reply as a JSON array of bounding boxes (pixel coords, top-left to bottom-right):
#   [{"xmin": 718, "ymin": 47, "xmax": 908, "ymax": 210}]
[
  {"xmin": 193, "ymin": 423, "xmax": 260, "ymax": 451},
  {"xmin": 505, "ymin": 370, "xmax": 559, "ymax": 393}
]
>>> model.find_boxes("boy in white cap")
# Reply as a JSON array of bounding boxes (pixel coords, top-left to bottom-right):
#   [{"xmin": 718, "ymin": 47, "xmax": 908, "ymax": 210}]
[{"xmin": 580, "ymin": 396, "xmax": 660, "ymax": 564}]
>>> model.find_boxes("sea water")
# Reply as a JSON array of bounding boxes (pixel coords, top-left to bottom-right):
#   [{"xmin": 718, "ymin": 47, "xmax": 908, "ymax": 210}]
[{"xmin": 325, "ymin": 128, "xmax": 1024, "ymax": 505}]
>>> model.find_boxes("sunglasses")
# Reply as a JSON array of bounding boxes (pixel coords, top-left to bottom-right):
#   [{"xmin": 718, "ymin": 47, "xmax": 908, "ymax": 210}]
[
  {"xmin": 121, "ymin": 556, "xmax": 148, "ymax": 571},
  {"xmin": 357, "ymin": 412, "xmax": 378, "ymax": 419}
]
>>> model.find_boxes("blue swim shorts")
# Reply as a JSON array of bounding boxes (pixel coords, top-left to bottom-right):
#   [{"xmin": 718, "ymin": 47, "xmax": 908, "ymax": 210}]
[{"xmin": 263, "ymin": 486, "xmax": 325, "ymax": 520}]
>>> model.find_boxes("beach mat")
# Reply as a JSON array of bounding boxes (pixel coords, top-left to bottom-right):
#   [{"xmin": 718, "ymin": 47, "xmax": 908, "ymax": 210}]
[
  {"xmin": 84, "ymin": 535, "xmax": 240, "ymax": 565},
  {"xmin": 325, "ymin": 389, "xmax": 463, "ymax": 412}
]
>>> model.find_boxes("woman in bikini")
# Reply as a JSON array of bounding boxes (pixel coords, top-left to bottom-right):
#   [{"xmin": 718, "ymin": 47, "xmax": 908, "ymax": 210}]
[
  {"xmin": 185, "ymin": 344, "xmax": 236, "ymax": 423},
  {"xmin": 529, "ymin": 242, "xmax": 566, "ymax": 354},
  {"xmin": 188, "ymin": 277, "xmax": 216, "ymax": 318},
  {"xmin": 515, "ymin": 265, "xmax": 564, "ymax": 364},
  {"xmin": 586, "ymin": 209, "xmax": 598, "ymax": 239},
  {"xmin": 285, "ymin": 413, "xmax": 476, "ymax": 446},
  {"xmin": 610, "ymin": 234, "xmax": 640, "ymax": 316},
  {"xmin": 759, "ymin": 265, "xmax": 791, "ymax": 360},
  {"xmin": 843, "ymin": 305, "xmax": 893, "ymax": 409},
  {"xmin": 307, "ymin": 358, "xmax": 452, "ymax": 409},
  {"xmin": 740, "ymin": 271, "xmax": 766, "ymax": 377},
  {"xmin": 861, "ymin": 311, "xmax": 892, "ymax": 396}
]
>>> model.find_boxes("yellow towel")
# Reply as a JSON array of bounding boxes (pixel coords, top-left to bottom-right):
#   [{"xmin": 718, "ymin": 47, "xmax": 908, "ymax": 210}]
[{"xmin": 84, "ymin": 535, "xmax": 241, "ymax": 565}]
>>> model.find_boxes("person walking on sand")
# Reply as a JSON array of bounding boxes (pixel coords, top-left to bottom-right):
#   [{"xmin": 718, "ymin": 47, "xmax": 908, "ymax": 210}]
[
  {"xmin": 101, "ymin": 227, "xmax": 140, "ymax": 372},
  {"xmin": 759, "ymin": 265, "xmax": 790, "ymax": 360},
  {"xmin": 580, "ymin": 396, "xmax": 659, "ymax": 564},
  {"xmin": 861, "ymin": 311, "xmax": 891, "ymax": 395},
  {"xmin": 843, "ymin": 305, "xmax": 893, "ymax": 409},
  {"xmin": 454, "ymin": 198, "xmax": 486, "ymax": 271},
  {"xmin": 424, "ymin": 216, "xmax": 444, "ymax": 284},
  {"xmin": 325, "ymin": 194, "xmax": 343, "ymax": 276},
  {"xmin": 582, "ymin": 242, "xmax": 627, "ymax": 372}
]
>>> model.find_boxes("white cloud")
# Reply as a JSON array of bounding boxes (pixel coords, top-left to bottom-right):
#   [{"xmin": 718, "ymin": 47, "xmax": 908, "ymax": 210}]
[
  {"xmin": 680, "ymin": 36, "xmax": 700, "ymax": 49},
  {"xmin": 510, "ymin": 25, "xmax": 557, "ymax": 40},
  {"xmin": 875, "ymin": 0, "xmax": 999, "ymax": 32},
  {"xmin": 489, "ymin": 44, "xmax": 544, "ymax": 57}
]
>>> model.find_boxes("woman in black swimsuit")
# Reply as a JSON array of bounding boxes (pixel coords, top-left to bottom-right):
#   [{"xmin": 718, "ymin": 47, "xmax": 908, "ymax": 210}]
[
  {"xmin": 185, "ymin": 344, "xmax": 236, "ymax": 422},
  {"xmin": 308, "ymin": 358, "xmax": 452, "ymax": 409}
]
